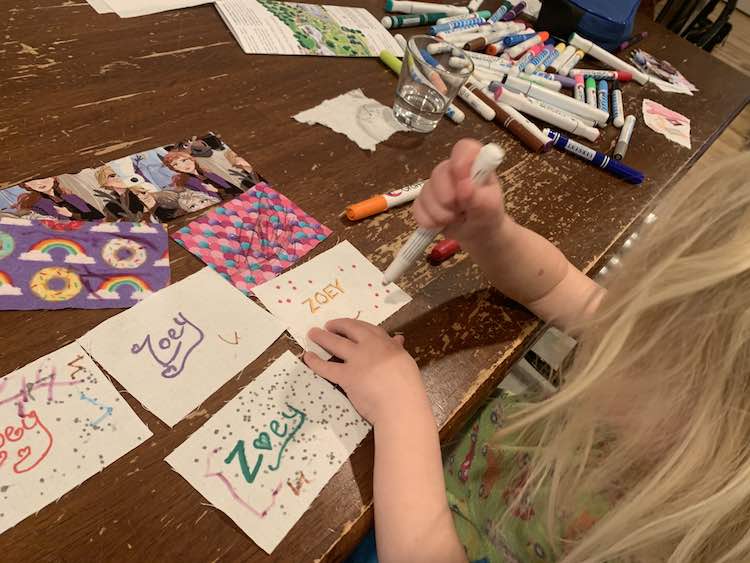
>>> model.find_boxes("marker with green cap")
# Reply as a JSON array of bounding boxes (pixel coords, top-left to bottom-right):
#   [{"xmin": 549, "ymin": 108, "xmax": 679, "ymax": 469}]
[
  {"xmin": 381, "ymin": 12, "xmax": 448, "ymax": 29},
  {"xmin": 585, "ymin": 76, "xmax": 597, "ymax": 108}
]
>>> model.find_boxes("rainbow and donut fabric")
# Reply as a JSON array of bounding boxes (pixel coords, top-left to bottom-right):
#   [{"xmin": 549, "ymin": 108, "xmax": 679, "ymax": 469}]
[{"xmin": 0, "ymin": 217, "xmax": 169, "ymax": 310}]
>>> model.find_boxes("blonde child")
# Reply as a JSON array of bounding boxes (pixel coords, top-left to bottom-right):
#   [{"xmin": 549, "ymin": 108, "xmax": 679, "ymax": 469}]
[{"xmin": 305, "ymin": 139, "xmax": 750, "ymax": 562}]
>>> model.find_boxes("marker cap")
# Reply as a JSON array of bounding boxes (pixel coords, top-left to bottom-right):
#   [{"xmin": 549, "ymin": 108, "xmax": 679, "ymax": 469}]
[
  {"xmin": 429, "ymin": 239, "xmax": 461, "ymax": 263},
  {"xmin": 381, "ymin": 16, "xmax": 393, "ymax": 28},
  {"xmin": 585, "ymin": 76, "xmax": 596, "ymax": 88},
  {"xmin": 616, "ymin": 70, "xmax": 633, "ymax": 81},
  {"xmin": 538, "ymin": 31, "xmax": 549, "ymax": 41},
  {"xmin": 345, "ymin": 196, "xmax": 389, "ymax": 221},
  {"xmin": 574, "ymin": 74, "xmax": 584, "ymax": 85},
  {"xmin": 385, "ymin": 0, "xmax": 394, "ymax": 11}
]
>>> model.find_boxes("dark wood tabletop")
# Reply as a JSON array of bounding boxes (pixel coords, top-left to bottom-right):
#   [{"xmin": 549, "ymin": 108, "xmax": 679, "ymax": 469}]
[{"xmin": 1, "ymin": 0, "xmax": 748, "ymax": 561}]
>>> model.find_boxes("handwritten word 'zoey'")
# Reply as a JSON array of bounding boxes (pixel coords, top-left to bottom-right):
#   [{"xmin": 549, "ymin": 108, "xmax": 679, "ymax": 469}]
[
  {"xmin": 224, "ymin": 403, "xmax": 306, "ymax": 485},
  {"xmin": 131, "ymin": 312, "xmax": 204, "ymax": 378},
  {"xmin": 302, "ymin": 279, "xmax": 344, "ymax": 314},
  {"xmin": 0, "ymin": 410, "xmax": 53, "ymax": 474}
]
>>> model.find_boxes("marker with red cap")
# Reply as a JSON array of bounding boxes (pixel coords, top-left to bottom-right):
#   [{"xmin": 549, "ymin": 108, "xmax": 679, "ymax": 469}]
[
  {"xmin": 429, "ymin": 239, "xmax": 461, "ymax": 263},
  {"xmin": 568, "ymin": 69, "xmax": 633, "ymax": 81}
]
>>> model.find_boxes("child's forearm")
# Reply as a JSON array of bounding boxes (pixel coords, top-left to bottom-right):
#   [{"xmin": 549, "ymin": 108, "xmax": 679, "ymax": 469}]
[
  {"xmin": 373, "ymin": 400, "xmax": 466, "ymax": 563},
  {"xmin": 462, "ymin": 218, "xmax": 603, "ymax": 329}
]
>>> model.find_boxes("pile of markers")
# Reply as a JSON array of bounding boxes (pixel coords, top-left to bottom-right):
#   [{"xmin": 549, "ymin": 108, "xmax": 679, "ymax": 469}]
[{"xmin": 378, "ymin": 0, "xmax": 652, "ymax": 186}]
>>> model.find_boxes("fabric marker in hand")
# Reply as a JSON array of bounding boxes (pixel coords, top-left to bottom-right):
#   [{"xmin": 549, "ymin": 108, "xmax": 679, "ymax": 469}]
[
  {"xmin": 614, "ymin": 115, "xmax": 636, "ymax": 160},
  {"xmin": 544, "ymin": 128, "xmax": 644, "ymax": 184},
  {"xmin": 345, "ymin": 181, "xmax": 424, "ymax": 221},
  {"xmin": 382, "ymin": 144, "xmax": 505, "ymax": 284},
  {"xmin": 429, "ymin": 239, "xmax": 461, "ymax": 263}
]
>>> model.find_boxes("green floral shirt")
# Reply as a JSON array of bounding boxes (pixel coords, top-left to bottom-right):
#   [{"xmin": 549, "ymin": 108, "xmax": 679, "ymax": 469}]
[{"xmin": 443, "ymin": 391, "xmax": 612, "ymax": 562}]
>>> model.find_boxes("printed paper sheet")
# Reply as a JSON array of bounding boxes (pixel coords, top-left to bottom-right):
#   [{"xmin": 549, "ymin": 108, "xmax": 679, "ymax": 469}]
[
  {"xmin": 0, "ymin": 216, "xmax": 169, "ymax": 311},
  {"xmin": 79, "ymin": 267, "xmax": 286, "ymax": 426},
  {"xmin": 172, "ymin": 183, "xmax": 331, "ymax": 295},
  {"xmin": 0, "ymin": 343, "xmax": 151, "ymax": 535},
  {"xmin": 216, "ymin": 0, "xmax": 403, "ymax": 57},
  {"xmin": 166, "ymin": 351, "xmax": 370, "ymax": 553},
  {"xmin": 253, "ymin": 241, "xmax": 411, "ymax": 357}
]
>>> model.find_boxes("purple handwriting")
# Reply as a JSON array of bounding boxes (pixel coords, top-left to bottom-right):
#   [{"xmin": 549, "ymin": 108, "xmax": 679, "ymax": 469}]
[{"xmin": 131, "ymin": 312, "xmax": 204, "ymax": 378}]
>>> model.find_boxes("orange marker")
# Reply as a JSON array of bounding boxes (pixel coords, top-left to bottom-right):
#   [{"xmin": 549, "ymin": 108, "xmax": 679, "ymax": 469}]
[{"xmin": 345, "ymin": 181, "xmax": 424, "ymax": 221}]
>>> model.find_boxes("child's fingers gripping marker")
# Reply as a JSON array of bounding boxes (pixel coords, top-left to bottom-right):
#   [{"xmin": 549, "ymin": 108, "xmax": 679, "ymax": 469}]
[{"xmin": 382, "ymin": 143, "xmax": 505, "ymax": 285}]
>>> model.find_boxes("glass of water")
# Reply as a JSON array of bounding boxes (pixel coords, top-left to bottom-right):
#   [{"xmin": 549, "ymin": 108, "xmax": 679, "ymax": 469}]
[{"xmin": 393, "ymin": 35, "xmax": 474, "ymax": 133}]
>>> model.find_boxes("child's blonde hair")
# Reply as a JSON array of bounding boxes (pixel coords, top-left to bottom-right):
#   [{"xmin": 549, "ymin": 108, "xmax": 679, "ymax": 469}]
[{"xmin": 501, "ymin": 152, "xmax": 750, "ymax": 563}]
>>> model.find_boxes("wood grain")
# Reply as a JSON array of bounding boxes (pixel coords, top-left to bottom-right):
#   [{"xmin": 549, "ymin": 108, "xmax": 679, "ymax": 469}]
[{"xmin": 0, "ymin": 1, "xmax": 748, "ymax": 561}]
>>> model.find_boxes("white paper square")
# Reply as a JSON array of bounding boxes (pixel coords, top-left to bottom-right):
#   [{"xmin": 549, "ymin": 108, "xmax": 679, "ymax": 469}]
[
  {"xmin": 253, "ymin": 241, "xmax": 411, "ymax": 358},
  {"xmin": 78, "ymin": 267, "xmax": 285, "ymax": 427},
  {"xmin": 0, "ymin": 343, "xmax": 151, "ymax": 534},
  {"xmin": 165, "ymin": 351, "xmax": 370, "ymax": 553}
]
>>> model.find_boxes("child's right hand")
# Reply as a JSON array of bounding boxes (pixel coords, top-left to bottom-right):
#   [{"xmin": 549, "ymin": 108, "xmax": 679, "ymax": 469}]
[{"xmin": 413, "ymin": 138, "xmax": 507, "ymax": 246}]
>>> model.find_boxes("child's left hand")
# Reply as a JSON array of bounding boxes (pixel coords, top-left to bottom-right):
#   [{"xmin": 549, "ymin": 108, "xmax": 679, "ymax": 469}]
[{"xmin": 304, "ymin": 319, "xmax": 429, "ymax": 426}]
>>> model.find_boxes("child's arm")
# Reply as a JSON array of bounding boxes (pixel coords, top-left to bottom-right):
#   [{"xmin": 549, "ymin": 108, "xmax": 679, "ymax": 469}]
[
  {"xmin": 413, "ymin": 139, "xmax": 603, "ymax": 329},
  {"xmin": 305, "ymin": 320, "xmax": 467, "ymax": 563}
]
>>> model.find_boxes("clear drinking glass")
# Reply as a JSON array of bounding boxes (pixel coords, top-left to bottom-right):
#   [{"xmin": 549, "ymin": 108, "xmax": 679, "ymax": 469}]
[{"xmin": 393, "ymin": 35, "xmax": 474, "ymax": 133}]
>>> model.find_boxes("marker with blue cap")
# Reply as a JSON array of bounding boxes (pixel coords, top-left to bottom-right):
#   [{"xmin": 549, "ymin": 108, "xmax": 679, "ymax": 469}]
[{"xmin": 544, "ymin": 128, "xmax": 644, "ymax": 184}]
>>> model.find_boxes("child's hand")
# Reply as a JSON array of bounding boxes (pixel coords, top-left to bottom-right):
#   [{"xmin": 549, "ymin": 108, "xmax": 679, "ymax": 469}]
[
  {"xmin": 413, "ymin": 138, "xmax": 506, "ymax": 245},
  {"xmin": 304, "ymin": 319, "xmax": 428, "ymax": 426}
]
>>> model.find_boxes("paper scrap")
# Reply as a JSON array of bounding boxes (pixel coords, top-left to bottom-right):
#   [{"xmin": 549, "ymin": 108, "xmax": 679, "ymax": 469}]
[
  {"xmin": 642, "ymin": 99, "xmax": 691, "ymax": 149},
  {"xmin": 253, "ymin": 240, "xmax": 411, "ymax": 358},
  {"xmin": 86, "ymin": 0, "xmax": 113, "ymax": 14},
  {"xmin": 96, "ymin": 0, "xmax": 212, "ymax": 17},
  {"xmin": 0, "ymin": 132, "xmax": 267, "ymax": 224},
  {"xmin": 172, "ymin": 183, "xmax": 331, "ymax": 295},
  {"xmin": 0, "ymin": 216, "xmax": 170, "ymax": 311},
  {"xmin": 216, "ymin": 0, "xmax": 403, "ymax": 57},
  {"xmin": 166, "ymin": 350, "xmax": 370, "ymax": 553},
  {"xmin": 78, "ymin": 267, "xmax": 285, "ymax": 427},
  {"xmin": 294, "ymin": 89, "xmax": 408, "ymax": 152},
  {"xmin": 0, "ymin": 343, "xmax": 151, "ymax": 535}
]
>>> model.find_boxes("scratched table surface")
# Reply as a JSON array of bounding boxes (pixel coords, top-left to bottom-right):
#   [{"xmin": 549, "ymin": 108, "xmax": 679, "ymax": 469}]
[{"xmin": 1, "ymin": 0, "xmax": 748, "ymax": 560}]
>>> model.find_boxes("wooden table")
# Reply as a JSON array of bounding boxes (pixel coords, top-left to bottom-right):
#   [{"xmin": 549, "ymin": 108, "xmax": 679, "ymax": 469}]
[{"xmin": 1, "ymin": 1, "xmax": 748, "ymax": 560}]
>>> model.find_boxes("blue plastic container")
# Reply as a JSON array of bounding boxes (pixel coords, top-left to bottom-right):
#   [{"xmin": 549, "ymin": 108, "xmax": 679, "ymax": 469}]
[{"xmin": 568, "ymin": 0, "xmax": 641, "ymax": 51}]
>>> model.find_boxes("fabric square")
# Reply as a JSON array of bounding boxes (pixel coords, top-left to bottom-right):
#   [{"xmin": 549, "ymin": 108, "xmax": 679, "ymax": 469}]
[
  {"xmin": 172, "ymin": 183, "xmax": 331, "ymax": 294},
  {"xmin": 0, "ymin": 216, "xmax": 170, "ymax": 310}
]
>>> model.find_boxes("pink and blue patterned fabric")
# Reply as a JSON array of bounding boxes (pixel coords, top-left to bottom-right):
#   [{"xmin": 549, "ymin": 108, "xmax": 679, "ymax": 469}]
[{"xmin": 172, "ymin": 183, "xmax": 331, "ymax": 295}]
